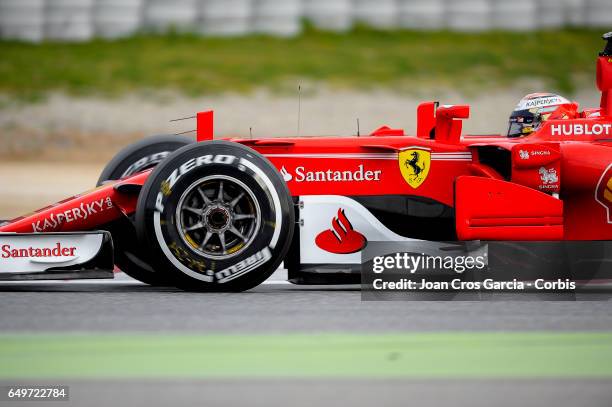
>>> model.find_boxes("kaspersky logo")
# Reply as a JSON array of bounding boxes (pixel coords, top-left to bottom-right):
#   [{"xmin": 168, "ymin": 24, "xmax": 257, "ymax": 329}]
[
  {"xmin": 596, "ymin": 164, "xmax": 612, "ymax": 223},
  {"xmin": 315, "ymin": 209, "xmax": 367, "ymax": 254}
]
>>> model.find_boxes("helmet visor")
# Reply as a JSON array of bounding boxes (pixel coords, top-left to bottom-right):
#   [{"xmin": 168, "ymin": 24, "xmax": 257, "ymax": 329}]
[
  {"xmin": 507, "ymin": 121, "xmax": 525, "ymax": 138},
  {"xmin": 507, "ymin": 109, "xmax": 538, "ymax": 138}
]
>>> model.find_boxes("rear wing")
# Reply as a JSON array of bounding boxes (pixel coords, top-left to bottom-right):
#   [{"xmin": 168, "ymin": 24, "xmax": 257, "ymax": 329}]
[{"xmin": 598, "ymin": 32, "xmax": 612, "ymax": 118}]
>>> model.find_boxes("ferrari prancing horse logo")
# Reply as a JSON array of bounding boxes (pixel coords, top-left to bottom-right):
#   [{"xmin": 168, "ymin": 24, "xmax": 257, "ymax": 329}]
[{"xmin": 399, "ymin": 149, "xmax": 430, "ymax": 188}]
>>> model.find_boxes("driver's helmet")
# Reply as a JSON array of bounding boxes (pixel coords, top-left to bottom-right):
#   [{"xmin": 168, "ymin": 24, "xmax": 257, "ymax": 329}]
[{"xmin": 507, "ymin": 93, "xmax": 571, "ymax": 138}]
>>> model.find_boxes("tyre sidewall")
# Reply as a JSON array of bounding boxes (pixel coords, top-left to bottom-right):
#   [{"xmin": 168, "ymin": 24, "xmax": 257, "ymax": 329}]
[
  {"xmin": 97, "ymin": 134, "xmax": 193, "ymax": 285},
  {"xmin": 97, "ymin": 135, "xmax": 194, "ymax": 185},
  {"xmin": 136, "ymin": 141, "xmax": 294, "ymax": 291}
]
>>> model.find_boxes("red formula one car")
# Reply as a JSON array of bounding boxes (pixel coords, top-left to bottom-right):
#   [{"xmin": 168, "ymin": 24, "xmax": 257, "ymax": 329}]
[{"xmin": 2, "ymin": 33, "xmax": 612, "ymax": 291}]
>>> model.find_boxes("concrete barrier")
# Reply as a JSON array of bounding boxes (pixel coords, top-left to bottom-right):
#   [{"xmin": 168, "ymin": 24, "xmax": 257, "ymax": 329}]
[
  {"xmin": 586, "ymin": 0, "xmax": 612, "ymax": 27},
  {"xmin": 199, "ymin": 0, "xmax": 253, "ymax": 36},
  {"xmin": 252, "ymin": 0, "xmax": 301, "ymax": 37},
  {"xmin": 352, "ymin": 0, "xmax": 398, "ymax": 29},
  {"xmin": 491, "ymin": 0, "xmax": 538, "ymax": 31},
  {"xmin": 1, "ymin": 0, "xmax": 612, "ymax": 42},
  {"xmin": 0, "ymin": 0, "xmax": 46, "ymax": 42},
  {"xmin": 538, "ymin": 0, "xmax": 565, "ymax": 29},
  {"xmin": 145, "ymin": 0, "xmax": 197, "ymax": 32},
  {"xmin": 93, "ymin": 0, "xmax": 143, "ymax": 39},
  {"xmin": 398, "ymin": 0, "xmax": 445, "ymax": 30},
  {"xmin": 46, "ymin": 0, "xmax": 94, "ymax": 41},
  {"xmin": 565, "ymin": 0, "xmax": 586, "ymax": 27},
  {"xmin": 447, "ymin": 0, "xmax": 491, "ymax": 31},
  {"xmin": 303, "ymin": 0, "xmax": 352, "ymax": 31}
]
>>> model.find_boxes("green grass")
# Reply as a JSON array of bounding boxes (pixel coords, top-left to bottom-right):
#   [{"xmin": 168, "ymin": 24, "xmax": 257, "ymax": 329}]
[
  {"xmin": 0, "ymin": 28, "xmax": 603, "ymax": 101},
  {"xmin": 1, "ymin": 332, "xmax": 612, "ymax": 379}
]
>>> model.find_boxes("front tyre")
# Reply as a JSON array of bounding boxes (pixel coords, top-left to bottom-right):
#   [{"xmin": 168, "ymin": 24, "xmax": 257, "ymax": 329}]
[
  {"xmin": 97, "ymin": 135, "xmax": 194, "ymax": 184},
  {"xmin": 97, "ymin": 135, "xmax": 193, "ymax": 286},
  {"xmin": 135, "ymin": 141, "xmax": 294, "ymax": 291}
]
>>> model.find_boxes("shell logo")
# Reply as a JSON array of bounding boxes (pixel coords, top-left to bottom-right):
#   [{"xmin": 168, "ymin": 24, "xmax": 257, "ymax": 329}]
[
  {"xmin": 604, "ymin": 178, "xmax": 612, "ymax": 203},
  {"xmin": 595, "ymin": 164, "xmax": 612, "ymax": 223}
]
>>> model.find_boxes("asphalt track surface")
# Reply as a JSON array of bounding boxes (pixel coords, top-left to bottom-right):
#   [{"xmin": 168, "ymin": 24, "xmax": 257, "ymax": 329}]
[
  {"xmin": 1, "ymin": 271, "xmax": 612, "ymax": 333},
  {"xmin": 1, "ymin": 271, "xmax": 612, "ymax": 407}
]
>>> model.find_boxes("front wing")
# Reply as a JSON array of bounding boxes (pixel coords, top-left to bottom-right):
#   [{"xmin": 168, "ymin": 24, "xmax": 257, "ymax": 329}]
[{"xmin": 0, "ymin": 231, "xmax": 114, "ymax": 280}]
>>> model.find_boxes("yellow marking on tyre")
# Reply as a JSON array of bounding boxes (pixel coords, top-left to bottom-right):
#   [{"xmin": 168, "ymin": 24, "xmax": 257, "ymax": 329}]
[
  {"xmin": 160, "ymin": 180, "xmax": 172, "ymax": 196},
  {"xmin": 185, "ymin": 235, "xmax": 198, "ymax": 249},
  {"xmin": 227, "ymin": 243, "xmax": 244, "ymax": 254}
]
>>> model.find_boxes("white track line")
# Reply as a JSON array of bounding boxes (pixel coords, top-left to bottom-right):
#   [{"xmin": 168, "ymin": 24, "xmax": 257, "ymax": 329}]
[{"xmin": 0, "ymin": 271, "xmax": 292, "ymax": 285}]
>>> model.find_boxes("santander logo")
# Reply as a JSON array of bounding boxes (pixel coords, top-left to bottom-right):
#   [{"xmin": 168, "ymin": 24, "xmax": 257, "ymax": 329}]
[
  {"xmin": 1, "ymin": 242, "xmax": 77, "ymax": 260},
  {"xmin": 278, "ymin": 165, "xmax": 381, "ymax": 183},
  {"xmin": 315, "ymin": 209, "xmax": 367, "ymax": 254},
  {"xmin": 280, "ymin": 166, "xmax": 293, "ymax": 182}
]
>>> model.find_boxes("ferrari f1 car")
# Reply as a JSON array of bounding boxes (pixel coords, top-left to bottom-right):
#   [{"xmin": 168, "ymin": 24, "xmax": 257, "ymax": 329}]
[{"xmin": 2, "ymin": 33, "xmax": 612, "ymax": 291}]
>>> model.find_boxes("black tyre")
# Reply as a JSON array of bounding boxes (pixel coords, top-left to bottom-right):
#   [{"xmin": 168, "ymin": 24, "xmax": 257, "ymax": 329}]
[
  {"xmin": 98, "ymin": 135, "xmax": 193, "ymax": 285},
  {"xmin": 97, "ymin": 135, "xmax": 194, "ymax": 185},
  {"xmin": 135, "ymin": 140, "xmax": 294, "ymax": 291}
]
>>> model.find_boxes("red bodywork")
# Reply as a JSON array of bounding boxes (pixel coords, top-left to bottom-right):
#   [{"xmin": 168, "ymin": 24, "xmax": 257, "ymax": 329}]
[{"xmin": 3, "ymin": 57, "xmax": 612, "ymax": 242}]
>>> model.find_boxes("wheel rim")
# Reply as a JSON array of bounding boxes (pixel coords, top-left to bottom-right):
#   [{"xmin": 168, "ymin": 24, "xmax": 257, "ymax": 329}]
[{"xmin": 176, "ymin": 175, "xmax": 261, "ymax": 260}]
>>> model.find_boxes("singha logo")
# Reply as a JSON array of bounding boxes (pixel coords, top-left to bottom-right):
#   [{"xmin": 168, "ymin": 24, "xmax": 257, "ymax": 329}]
[
  {"xmin": 315, "ymin": 209, "xmax": 367, "ymax": 254},
  {"xmin": 539, "ymin": 167, "xmax": 558, "ymax": 184},
  {"xmin": 519, "ymin": 150, "xmax": 530, "ymax": 160}
]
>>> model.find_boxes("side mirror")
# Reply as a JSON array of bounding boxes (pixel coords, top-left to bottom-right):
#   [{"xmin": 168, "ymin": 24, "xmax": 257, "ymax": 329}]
[
  {"xmin": 436, "ymin": 104, "xmax": 470, "ymax": 144},
  {"xmin": 437, "ymin": 104, "xmax": 470, "ymax": 119}
]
